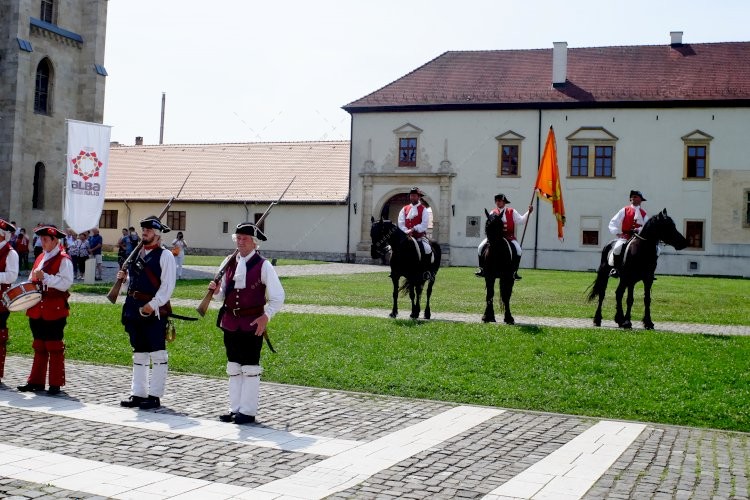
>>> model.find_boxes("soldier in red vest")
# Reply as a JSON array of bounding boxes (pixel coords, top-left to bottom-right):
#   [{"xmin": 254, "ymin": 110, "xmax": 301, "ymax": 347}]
[
  {"xmin": 208, "ymin": 222, "xmax": 285, "ymax": 425},
  {"xmin": 0, "ymin": 219, "xmax": 19, "ymax": 384},
  {"xmin": 17, "ymin": 225, "xmax": 73, "ymax": 395},
  {"xmin": 397, "ymin": 187, "xmax": 432, "ymax": 261},
  {"xmin": 476, "ymin": 194, "xmax": 533, "ymax": 280},
  {"xmin": 607, "ymin": 190, "xmax": 649, "ymax": 277}
]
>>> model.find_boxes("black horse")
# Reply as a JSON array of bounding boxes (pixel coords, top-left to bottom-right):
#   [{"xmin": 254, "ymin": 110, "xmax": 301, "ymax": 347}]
[
  {"xmin": 370, "ymin": 217, "xmax": 441, "ymax": 319},
  {"xmin": 587, "ymin": 209, "xmax": 688, "ymax": 329},
  {"xmin": 481, "ymin": 209, "xmax": 517, "ymax": 324}
]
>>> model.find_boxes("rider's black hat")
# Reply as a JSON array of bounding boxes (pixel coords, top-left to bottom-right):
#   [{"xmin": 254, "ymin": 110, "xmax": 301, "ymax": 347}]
[
  {"xmin": 409, "ymin": 186, "xmax": 424, "ymax": 196},
  {"xmin": 629, "ymin": 190, "xmax": 646, "ymax": 201},
  {"xmin": 494, "ymin": 193, "xmax": 510, "ymax": 203}
]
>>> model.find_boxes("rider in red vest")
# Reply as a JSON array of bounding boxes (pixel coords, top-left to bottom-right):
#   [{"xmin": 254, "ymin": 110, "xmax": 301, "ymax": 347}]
[
  {"xmin": 607, "ymin": 190, "xmax": 648, "ymax": 277},
  {"xmin": 18, "ymin": 225, "xmax": 73, "ymax": 395},
  {"xmin": 0, "ymin": 219, "xmax": 19, "ymax": 384},
  {"xmin": 476, "ymin": 194, "xmax": 533, "ymax": 280},
  {"xmin": 397, "ymin": 187, "xmax": 432, "ymax": 261}
]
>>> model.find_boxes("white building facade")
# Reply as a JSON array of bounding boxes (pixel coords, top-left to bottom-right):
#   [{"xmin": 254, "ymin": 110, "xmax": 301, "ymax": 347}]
[{"xmin": 344, "ymin": 37, "xmax": 750, "ymax": 277}]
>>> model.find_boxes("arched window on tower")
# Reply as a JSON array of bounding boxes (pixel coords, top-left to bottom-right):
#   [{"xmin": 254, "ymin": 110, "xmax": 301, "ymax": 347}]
[
  {"xmin": 40, "ymin": 0, "xmax": 55, "ymax": 23},
  {"xmin": 33, "ymin": 162, "xmax": 45, "ymax": 209},
  {"xmin": 34, "ymin": 59, "xmax": 52, "ymax": 115}
]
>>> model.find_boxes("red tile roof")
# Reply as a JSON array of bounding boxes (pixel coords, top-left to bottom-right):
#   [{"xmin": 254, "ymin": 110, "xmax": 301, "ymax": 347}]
[
  {"xmin": 344, "ymin": 42, "xmax": 750, "ymax": 111},
  {"xmin": 106, "ymin": 141, "xmax": 350, "ymax": 203}
]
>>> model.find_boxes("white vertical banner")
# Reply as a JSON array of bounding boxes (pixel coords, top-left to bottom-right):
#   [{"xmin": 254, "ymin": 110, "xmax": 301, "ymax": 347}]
[{"xmin": 64, "ymin": 119, "xmax": 112, "ymax": 233}]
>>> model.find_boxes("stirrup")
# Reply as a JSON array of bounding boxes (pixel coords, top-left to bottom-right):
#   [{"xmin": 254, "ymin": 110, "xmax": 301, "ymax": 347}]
[
  {"xmin": 474, "ymin": 268, "xmax": 485, "ymax": 277},
  {"xmin": 609, "ymin": 268, "xmax": 619, "ymax": 278}
]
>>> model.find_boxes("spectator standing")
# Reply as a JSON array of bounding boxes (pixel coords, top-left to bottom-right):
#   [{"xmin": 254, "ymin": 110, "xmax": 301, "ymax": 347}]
[
  {"xmin": 88, "ymin": 228, "xmax": 103, "ymax": 281},
  {"xmin": 15, "ymin": 228, "xmax": 29, "ymax": 270},
  {"xmin": 70, "ymin": 233, "xmax": 89, "ymax": 280},
  {"xmin": 170, "ymin": 231, "xmax": 188, "ymax": 279}
]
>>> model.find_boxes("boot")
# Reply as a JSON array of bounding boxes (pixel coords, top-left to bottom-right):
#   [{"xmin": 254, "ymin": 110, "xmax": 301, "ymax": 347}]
[
  {"xmin": 237, "ymin": 364, "xmax": 261, "ymax": 424},
  {"xmin": 46, "ymin": 340, "xmax": 65, "ymax": 388},
  {"xmin": 475, "ymin": 254, "xmax": 486, "ymax": 277},
  {"xmin": 0, "ymin": 328, "xmax": 8, "ymax": 381},
  {"xmin": 25, "ymin": 339, "xmax": 48, "ymax": 387},
  {"xmin": 139, "ymin": 395, "xmax": 161, "ymax": 410},
  {"xmin": 148, "ymin": 350, "xmax": 168, "ymax": 398},
  {"xmin": 512, "ymin": 255, "xmax": 522, "ymax": 280},
  {"xmin": 221, "ymin": 362, "xmax": 242, "ymax": 423},
  {"xmin": 121, "ymin": 352, "xmax": 150, "ymax": 406}
]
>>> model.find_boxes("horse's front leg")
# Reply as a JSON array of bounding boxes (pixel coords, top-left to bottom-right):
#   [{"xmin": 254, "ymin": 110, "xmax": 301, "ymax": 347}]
[
  {"xmin": 621, "ymin": 284, "xmax": 635, "ymax": 329},
  {"xmin": 500, "ymin": 274, "xmax": 515, "ymax": 325},
  {"xmin": 614, "ymin": 281, "xmax": 627, "ymax": 327},
  {"xmin": 423, "ymin": 272, "xmax": 435, "ymax": 320},
  {"xmin": 642, "ymin": 278, "xmax": 654, "ymax": 329},
  {"xmin": 482, "ymin": 277, "xmax": 496, "ymax": 323},
  {"xmin": 411, "ymin": 283, "xmax": 423, "ymax": 320},
  {"xmin": 389, "ymin": 276, "xmax": 399, "ymax": 318}
]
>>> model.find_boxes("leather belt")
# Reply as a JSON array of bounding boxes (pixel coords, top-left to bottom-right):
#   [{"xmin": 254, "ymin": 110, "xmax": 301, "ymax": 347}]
[
  {"xmin": 227, "ymin": 305, "xmax": 265, "ymax": 317},
  {"xmin": 127, "ymin": 290, "xmax": 153, "ymax": 302}
]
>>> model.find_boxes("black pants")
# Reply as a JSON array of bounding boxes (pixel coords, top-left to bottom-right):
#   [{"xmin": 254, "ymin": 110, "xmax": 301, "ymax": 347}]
[{"xmin": 223, "ymin": 329, "xmax": 263, "ymax": 365}]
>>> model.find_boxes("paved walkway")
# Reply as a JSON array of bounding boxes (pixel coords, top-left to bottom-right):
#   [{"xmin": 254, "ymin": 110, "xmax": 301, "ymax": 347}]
[{"xmin": 1, "ymin": 358, "xmax": 748, "ymax": 499}]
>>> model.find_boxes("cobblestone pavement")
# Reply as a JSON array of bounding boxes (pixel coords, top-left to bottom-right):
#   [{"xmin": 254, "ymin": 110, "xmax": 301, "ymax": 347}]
[{"xmin": 0, "ymin": 358, "xmax": 748, "ymax": 499}]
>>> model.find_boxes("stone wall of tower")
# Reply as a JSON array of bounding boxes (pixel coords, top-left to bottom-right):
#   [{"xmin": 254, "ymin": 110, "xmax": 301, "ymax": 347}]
[{"xmin": 0, "ymin": 0, "xmax": 108, "ymax": 229}]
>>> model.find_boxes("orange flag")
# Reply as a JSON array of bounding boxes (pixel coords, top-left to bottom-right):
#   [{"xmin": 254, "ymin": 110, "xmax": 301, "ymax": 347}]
[{"xmin": 534, "ymin": 126, "xmax": 566, "ymax": 240}]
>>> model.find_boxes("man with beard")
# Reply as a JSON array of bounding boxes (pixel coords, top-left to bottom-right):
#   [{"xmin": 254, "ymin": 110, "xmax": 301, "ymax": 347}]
[{"xmin": 117, "ymin": 216, "xmax": 176, "ymax": 410}]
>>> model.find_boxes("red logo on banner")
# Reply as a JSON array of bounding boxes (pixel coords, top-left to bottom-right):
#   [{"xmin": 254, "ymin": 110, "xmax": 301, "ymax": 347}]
[{"xmin": 71, "ymin": 150, "xmax": 103, "ymax": 181}]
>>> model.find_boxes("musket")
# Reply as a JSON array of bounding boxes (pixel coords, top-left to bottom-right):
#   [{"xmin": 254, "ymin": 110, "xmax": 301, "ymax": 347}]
[
  {"xmin": 106, "ymin": 173, "xmax": 192, "ymax": 304},
  {"xmin": 196, "ymin": 176, "xmax": 295, "ymax": 317}
]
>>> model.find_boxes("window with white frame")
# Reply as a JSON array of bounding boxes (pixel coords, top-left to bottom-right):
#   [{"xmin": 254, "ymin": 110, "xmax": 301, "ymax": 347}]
[
  {"xmin": 681, "ymin": 130, "xmax": 713, "ymax": 180},
  {"xmin": 495, "ymin": 131, "xmax": 525, "ymax": 177},
  {"xmin": 393, "ymin": 123, "xmax": 423, "ymax": 168},
  {"xmin": 566, "ymin": 127, "xmax": 618, "ymax": 178}
]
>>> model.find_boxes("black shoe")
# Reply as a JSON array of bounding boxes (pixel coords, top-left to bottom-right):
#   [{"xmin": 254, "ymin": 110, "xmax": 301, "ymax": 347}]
[
  {"xmin": 17, "ymin": 383, "xmax": 45, "ymax": 392},
  {"xmin": 234, "ymin": 412, "xmax": 256, "ymax": 425},
  {"xmin": 120, "ymin": 395, "xmax": 147, "ymax": 408},
  {"xmin": 47, "ymin": 385, "xmax": 61, "ymax": 395},
  {"xmin": 513, "ymin": 272, "xmax": 522, "ymax": 280},
  {"xmin": 219, "ymin": 412, "xmax": 235, "ymax": 423},
  {"xmin": 609, "ymin": 268, "xmax": 619, "ymax": 278},
  {"xmin": 474, "ymin": 268, "xmax": 485, "ymax": 277},
  {"xmin": 138, "ymin": 396, "xmax": 161, "ymax": 410}
]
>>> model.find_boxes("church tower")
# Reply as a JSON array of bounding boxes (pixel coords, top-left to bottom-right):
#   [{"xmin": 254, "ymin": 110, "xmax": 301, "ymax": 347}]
[{"xmin": 0, "ymin": 0, "xmax": 108, "ymax": 227}]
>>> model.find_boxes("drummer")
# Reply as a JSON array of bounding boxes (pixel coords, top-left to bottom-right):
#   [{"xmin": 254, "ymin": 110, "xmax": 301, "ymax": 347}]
[
  {"xmin": 17, "ymin": 225, "xmax": 73, "ymax": 395},
  {"xmin": 0, "ymin": 219, "xmax": 19, "ymax": 384}
]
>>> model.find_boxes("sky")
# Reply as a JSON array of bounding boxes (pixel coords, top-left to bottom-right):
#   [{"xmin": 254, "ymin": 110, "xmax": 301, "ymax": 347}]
[{"xmin": 103, "ymin": 0, "xmax": 750, "ymax": 146}]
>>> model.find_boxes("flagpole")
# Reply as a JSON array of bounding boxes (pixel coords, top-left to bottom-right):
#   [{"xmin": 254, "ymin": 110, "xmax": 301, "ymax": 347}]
[{"xmin": 519, "ymin": 189, "xmax": 536, "ymax": 247}]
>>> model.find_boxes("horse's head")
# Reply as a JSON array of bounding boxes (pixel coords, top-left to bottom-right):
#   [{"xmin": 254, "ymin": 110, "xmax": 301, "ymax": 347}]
[
  {"xmin": 370, "ymin": 216, "xmax": 397, "ymax": 259},
  {"xmin": 484, "ymin": 208, "xmax": 504, "ymax": 242},
  {"xmin": 642, "ymin": 209, "xmax": 688, "ymax": 250}
]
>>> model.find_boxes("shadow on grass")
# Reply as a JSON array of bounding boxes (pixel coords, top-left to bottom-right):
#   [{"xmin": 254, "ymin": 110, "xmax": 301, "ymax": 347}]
[{"xmin": 517, "ymin": 324, "xmax": 545, "ymax": 335}]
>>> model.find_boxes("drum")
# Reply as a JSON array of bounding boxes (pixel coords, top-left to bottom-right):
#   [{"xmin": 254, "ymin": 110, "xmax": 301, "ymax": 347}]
[{"xmin": 2, "ymin": 281, "xmax": 42, "ymax": 312}]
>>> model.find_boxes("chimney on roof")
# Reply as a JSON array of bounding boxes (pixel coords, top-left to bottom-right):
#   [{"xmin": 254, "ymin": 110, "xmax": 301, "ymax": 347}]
[
  {"xmin": 135, "ymin": 136, "xmax": 143, "ymax": 146},
  {"xmin": 552, "ymin": 42, "xmax": 567, "ymax": 88},
  {"xmin": 670, "ymin": 31, "xmax": 683, "ymax": 47}
]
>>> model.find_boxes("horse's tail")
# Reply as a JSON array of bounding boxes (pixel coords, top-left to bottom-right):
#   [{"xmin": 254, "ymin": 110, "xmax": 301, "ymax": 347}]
[
  {"xmin": 429, "ymin": 241, "xmax": 442, "ymax": 278},
  {"xmin": 586, "ymin": 245, "xmax": 611, "ymax": 302}
]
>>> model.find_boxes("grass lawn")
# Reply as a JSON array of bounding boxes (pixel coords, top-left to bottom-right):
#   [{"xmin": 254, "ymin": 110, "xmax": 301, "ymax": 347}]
[
  {"xmin": 75, "ymin": 268, "xmax": 748, "ymax": 326},
  {"xmin": 5, "ymin": 303, "xmax": 750, "ymax": 432}
]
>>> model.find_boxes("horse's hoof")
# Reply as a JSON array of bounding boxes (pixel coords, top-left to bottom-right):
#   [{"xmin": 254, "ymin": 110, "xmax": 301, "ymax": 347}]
[
  {"xmin": 389, "ymin": 313, "xmax": 397, "ymax": 318},
  {"xmin": 620, "ymin": 321, "xmax": 632, "ymax": 329},
  {"xmin": 424, "ymin": 313, "xmax": 431, "ymax": 320},
  {"xmin": 644, "ymin": 322, "xmax": 654, "ymax": 330},
  {"xmin": 593, "ymin": 319, "xmax": 601, "ymax": 327},
  {"xmin": 482, "ymin": 316, "xmax": 496, "ymax": 323},
  {"xmin": 504, "ymin": 316, "xmax": 515, "ymax": 325}
]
